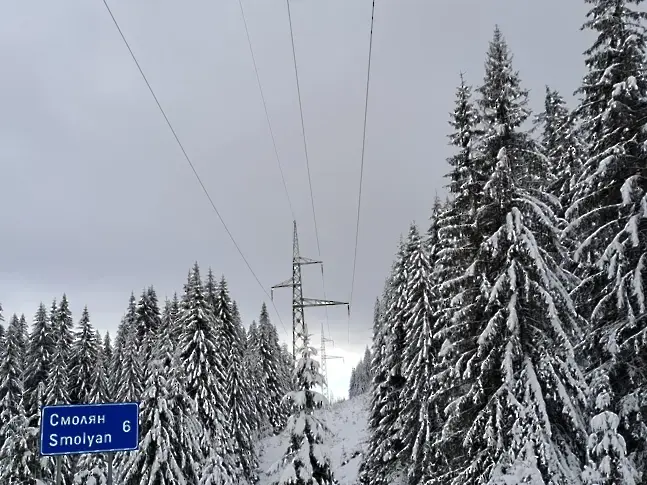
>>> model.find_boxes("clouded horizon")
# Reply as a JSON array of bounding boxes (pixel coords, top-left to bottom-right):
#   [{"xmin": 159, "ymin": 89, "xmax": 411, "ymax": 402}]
[{"xmin": 1, "ymin": 0, "xmax": 592, "ymax": 398}]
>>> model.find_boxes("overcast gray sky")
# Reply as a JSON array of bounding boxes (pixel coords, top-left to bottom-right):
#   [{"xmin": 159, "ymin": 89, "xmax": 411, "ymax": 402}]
[{"xmin": 1, "ymin": 0, "xmax": 591, "ymax": 399}]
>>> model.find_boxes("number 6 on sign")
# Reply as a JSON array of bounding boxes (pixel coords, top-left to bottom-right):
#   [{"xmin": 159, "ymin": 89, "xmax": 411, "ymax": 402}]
[{"xmin": 123, "ymin": 421, "xmax": 131, "ymax": 433}]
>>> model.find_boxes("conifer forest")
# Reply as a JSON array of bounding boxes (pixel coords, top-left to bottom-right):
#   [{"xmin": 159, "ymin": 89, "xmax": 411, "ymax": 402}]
[{"xmin": 4, "ymin": 0, "xmax": 647, "ymax": 484}]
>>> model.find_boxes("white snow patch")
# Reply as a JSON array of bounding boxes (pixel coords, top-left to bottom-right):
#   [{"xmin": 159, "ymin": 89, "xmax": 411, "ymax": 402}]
[{"xmin": 257, "ymin": 394, "xmax": 370, "ymax": 485}]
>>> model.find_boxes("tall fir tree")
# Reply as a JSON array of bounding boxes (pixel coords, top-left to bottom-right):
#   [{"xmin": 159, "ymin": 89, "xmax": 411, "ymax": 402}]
[
  {"xmin": 257, "ymin": 303, "xmax": 289, "ymax": 432},
  {"xmin": 16, "ymin": 314, "xmax": 28, "ymax": 365},
  {"xmin": 0, "ymin": 396, "xmax": 37, "ymax": 484},
  {"xmin": 216, "ymin": 277, "xmax": 258, "ymax": 482},
  {"xmin": 69, "ymin": 306, "xmax": 100, "ymax": 404},
  {"xmin": 534, "ymin": 87, "xmax": 585, "ymax": 209},
  {"xmin": 270, "ymin": 328, "xmax": 334, "ymax": 485},
  {"xmin": 135, "ymin": 286, "xmax": 162, "ymax": 369},
  {"xmin": 114, "ymin": 294, "xmax": 143, "ymax": 404},
  {"xmin": 437, "ymin": 76, "xmax": 483, "ymax": 286},
  {"xmin": 0, "ymin": 315, "xmax": 26, "ymax": 449},
  {"xmin": 566, "ymin": 0, "xmax": 647, "ymax": 477},
  {"xmin": 360, "ymin": 240, "xmax": 410, "ymax": 485},
  {"xmin": 119, "ymin": 309, "xmax": 206, "ymax": 485},
  {"xmin": 441, "ymin": 147, "xmax": 589, "ymax": 484},
  {"xmin": 102, "ymin": 331, "xmax": 113, "ymax": 400},
  {"xmin": 111, "ymin": 293, "xmax": 134, "ymax": 398},
  {"xmin": 177, "ymin": 263, "xmax": 232, "ymax": 472},
  {"xmin": 29, "ymin": 382, "xmax": 50, "ymax": 482},
  {"xmin": 57, "ymin": 295, "xmax": 75, "ymax": 358},
  {"xmin": 24, "ymin": 303, "xmax": 54, "ymax": 416},
  {"xmin": 397, "ymin": 220, "xmax": 442, "ymax": 485},
  {"xmin": 72, "ymin": 343, "xmax": 111, "ymax": 485},
  {"xmin": 45, "ymin": 297, "xmax": 74, "ymax": 484},
  {"xmin": 476, "ymin": 26, "xmax": 540, "ymax": 187},
  {"xmin": 46, "ymin": 299, "xmax": 72, "ymax": 406},
  {"xmin": 348, "ymin": 347, "xmax": 372, "ymax": 398},
  {"xmin": 91, "ymin": 331, "xmax": 110, "ymax": 404},
  {"xmin": 245, "ymin": 320, "xmax": 263, "ymax": 433}
]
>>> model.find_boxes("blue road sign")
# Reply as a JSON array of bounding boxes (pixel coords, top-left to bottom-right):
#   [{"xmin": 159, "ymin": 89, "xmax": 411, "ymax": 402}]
[{"xmin": 40, "ymin": 402, "xmax": 139, "ymax": 456}]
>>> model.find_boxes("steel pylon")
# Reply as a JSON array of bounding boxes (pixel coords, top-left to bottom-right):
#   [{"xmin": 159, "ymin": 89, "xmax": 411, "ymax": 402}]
[{"xmin": 272, "ymin": 220, "xmax": 349, "ymax": 360}]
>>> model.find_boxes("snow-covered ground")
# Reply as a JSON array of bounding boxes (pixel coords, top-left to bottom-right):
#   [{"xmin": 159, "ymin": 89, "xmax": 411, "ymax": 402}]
[{"xmin": 257, "ymin": 394, "xmax": 370, "ymax": 485}]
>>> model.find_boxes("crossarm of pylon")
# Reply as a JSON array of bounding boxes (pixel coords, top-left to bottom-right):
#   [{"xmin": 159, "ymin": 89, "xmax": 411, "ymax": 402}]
[
  {"xmin": 270, "ymin": 277, "xmax": 294, "ymax": 300},
  {"xmin": 299, "ymin": 298, "xmax": 349, "ymax": 308},
  {"xmin": 297, "ymin": 256, "xmax": 322, "ymax": 265}
]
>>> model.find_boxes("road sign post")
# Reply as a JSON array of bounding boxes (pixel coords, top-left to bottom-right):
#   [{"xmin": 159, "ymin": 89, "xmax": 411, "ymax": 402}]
[
  {"xmin": 40, "ymin": 402, "xmax": 139, "ymax": 485},
  {"xmin": 55, "ymin": 456, "xmax": 61, "ymax": 485},
  {"xmin": 107, "ymin": 452, "xmax": 114, "ymax": 485}
]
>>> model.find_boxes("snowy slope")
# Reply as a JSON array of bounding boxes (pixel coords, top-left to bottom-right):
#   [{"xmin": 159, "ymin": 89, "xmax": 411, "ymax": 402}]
[{"xmin": 257, "ymin": 393, "xmax": 370, "ymax": 485}]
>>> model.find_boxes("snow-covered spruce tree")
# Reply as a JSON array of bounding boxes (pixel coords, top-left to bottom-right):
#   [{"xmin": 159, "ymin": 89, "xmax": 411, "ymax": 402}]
[
  {"xmin": 29, "ymin": 382, "xmax": 51, "ymax": 482},
  {"xmin": 436, "ymin": 74, "xmax": 483, "ymax": 282},
  {"xmin": 215, "ymin": 276, "xmax": 258, "ymax": 481},
  {"xmin": 245, "ymin": 320, "xmax": 263, "ymax": 434},
  {"xmin": 24, "ymin": 303, "xmax": 54, "ymax": 416},
  {"xmin": 0, "ymin": 396, "xmax": 38, "ymax": 484},
  {"xmin": 358, "ymin": 273, "xmax": 391, "ymax": 485},
  {"xmin": 205, "ymin": 267, "xmax": 219, "ymax": 310},
  {"xmin": 348, "ymin": 348, "xmax": 373, "ymax": 398},
  {"xmin": 135, "ymin": 286, "xmax": 162, "ymax": 369},
  {"xmin": 45, "ymin": 298, "xmax": 72, "ymax": 406},
  {"xmin": 359, "ymin": 238, "xmax": 412, "ymax": 485},
  {"xmin": 110, "ymin": 293, "xmax": 135, "ymax": 398},
  {"xmin": 232, "ymin": 300, "xmax": 243, "ymax": 336},
  {"xmin": 440, "ymin": 147, "xmax": 589, "ymax": 484},
  {"xmin": 444, "ymin": 73, "xmax": 483, "ymax": 220},
  {"xmin": 280, "ymin": 343, "xmax": 297, "ymax": 395},
  {"xmin": 17, "ymin": 314, "xmax": 28, "ymax": 365},
  {"xmin": 566, "ymin": 0, "xmax": 647, "ymax": 476},
  {"xmin": 102, "ymin": 331, "xmax": 113, "ymax": 400},
  {"xmin": 397, "ymin": 219, "xmax": 444, "ymax": 485},
  {"xmin": 258, "ymin": 302, "xmax": 289, "ymax": 432},
  {"xmin": 103, "ymin": 332, "xmax": 112, "ymax": 365},
  {"xmin": 57, "ymin": 295, "xmax": 75, "ymax": 357},
  {"xmin": 431, "ymin": 81, "xmax": 489, "ymax": 467},
  {"xmin": 114, "ymin": 294, "xmax": 143, "ymax": 404},
  {"xmin": 534, "ymin": 87, "xmax": 585, "ymax": 209},
  {"xmin": 0, "ymin": 315, "xmax": 26, "ymax": 448},
  {"xmin": 4, "ymin": 315, "xmax": 25, "ymax": 376},
  {"xmin": 90, "ymin": 333, "xmax": 110, "ymax": 404},
  {"xmin": 69, "ymin": 306, "xmax": 100, "ymax": 404},
  {"xmin": 480, "ymin": 27, "xmax": 542, "ymax": 187},
  {"xmin": 350, "ymin": 364, "xmax": 360, "ymax": 398},
  {"xmin": 169, "ymin": 292, "xmax": 182, "ymax": 344},
  {"xmin": 348, "ymin": 359, "xmax": 360, "ymax": 399},
  {"xmin": 45, "ymin": 297, "xmax": 75, "ymax": 484},
  {"xmin": 119, "ymin": 308, "xmax": 206, "ymax": 485},
  {"xmin": 270, "ymin": 327, "xmax": 334, "ymax": 485},
  {"xmin": 72, "ymin": 343, "xmax": 111, "ymax": 485},
  {"xmin": 178, "ymin": 263, "xmax": 233, "ymax": 472},
  {"xmin": 582, "ymin": 366, "xmax": 640, "ymax": 485}
]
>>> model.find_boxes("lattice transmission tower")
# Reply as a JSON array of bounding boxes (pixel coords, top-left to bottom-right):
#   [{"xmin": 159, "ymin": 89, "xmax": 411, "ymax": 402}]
[
  {"xmin": 272, "ymin": 220, "xmax": 349, "ymax": 360},
  {"xmin": 320, "ymin": 322, "xmax": 343, "ymax": 403}
]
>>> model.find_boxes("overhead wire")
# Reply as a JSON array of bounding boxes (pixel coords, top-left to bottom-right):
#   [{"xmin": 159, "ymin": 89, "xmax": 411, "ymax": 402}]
[
  {"xmin": 284, "ymin": 0, "xmax": 332, "ymax": 337},
  {"xmin": 348, "ymin": 0, "xmax": 377, "ymax": 343},
  {"xmin": 236, "ymin": 0, "xmax": 296, "ymax": 221},
  {"xmin": 100, "ymin": 0, "xmax": 290, "ymax": 338}
]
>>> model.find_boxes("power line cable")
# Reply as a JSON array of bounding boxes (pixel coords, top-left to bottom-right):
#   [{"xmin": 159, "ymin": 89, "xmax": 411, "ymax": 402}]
[
  {"xmin": 237, "ymin": 0, "xmax": 296, "ymax": 221},
  {"xmin": 100, "ymin": 0, "xmax": 290, "ymax": 337},
  {"xmin": 348, "ymin": 0, "xmax": 377, "ymax": 340},
  {"xmin": 284, "ymin": 0, "xmax": 331, "ymax": 336}
]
